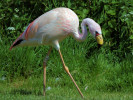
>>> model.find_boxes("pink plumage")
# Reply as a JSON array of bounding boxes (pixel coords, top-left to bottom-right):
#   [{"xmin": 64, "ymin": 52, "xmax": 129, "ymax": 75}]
[{"xmin": 10, "ymin": 7, "xmax": 102, "ymax": 50}]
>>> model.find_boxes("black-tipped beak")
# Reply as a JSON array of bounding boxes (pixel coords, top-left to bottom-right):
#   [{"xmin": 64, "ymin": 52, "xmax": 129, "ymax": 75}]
[{"xmin": 97, "ymin": 44, "xmax": 102, "ymax": 48}]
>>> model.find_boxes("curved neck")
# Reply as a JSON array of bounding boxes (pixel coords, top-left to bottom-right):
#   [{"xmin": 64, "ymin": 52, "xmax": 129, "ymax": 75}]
[{"xmin": 74, "ymin": 18, "xmax": 92, "ymax": 41}]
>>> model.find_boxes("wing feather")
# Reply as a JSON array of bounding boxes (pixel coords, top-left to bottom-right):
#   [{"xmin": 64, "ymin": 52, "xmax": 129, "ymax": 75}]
[{"xmin": 25, "ymin": 20, "xmax": 39, "ymax": 40}]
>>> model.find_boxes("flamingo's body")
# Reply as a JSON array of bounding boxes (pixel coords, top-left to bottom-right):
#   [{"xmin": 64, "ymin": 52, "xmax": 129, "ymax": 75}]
[
  {"xmin": 10, "ymin": 7, "xmax": 103, "ymax": 98},
  {"xmin": 10, "ymin": 7, "xmax": 102, "ymax": 50}
]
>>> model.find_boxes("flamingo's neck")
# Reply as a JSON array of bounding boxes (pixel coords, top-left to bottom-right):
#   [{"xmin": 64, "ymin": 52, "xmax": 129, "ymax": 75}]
[{"xmin": 74, "ymin": 18, "xmax": 92, "ymax": 41}]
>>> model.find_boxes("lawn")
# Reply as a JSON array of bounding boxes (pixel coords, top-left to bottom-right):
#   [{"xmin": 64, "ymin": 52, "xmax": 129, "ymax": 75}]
[{"xmin": 0, "ymin": 77, "xmax": 133, "ymax": 100}]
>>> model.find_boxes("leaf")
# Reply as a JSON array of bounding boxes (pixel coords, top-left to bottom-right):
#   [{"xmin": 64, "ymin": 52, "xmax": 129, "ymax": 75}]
[
  {"xmin": 129, "ymin": 11, "xmax": 133, "ymax": 15},
  {"xmin": 108, "ymin": 19, "xmax": 116, "ymax": 28},
  {"xmin": 106, "ymin": 10, "xmax": 116, "ymax": 16},
  {"xmin": 67, "ymin": 0, "xmax": 71, "ymax": 8},
  {"xmin": 129, "ymin": 35, "xmax": 133, "ymax": 40},
  {"xmin": 82, "ymin": 9, "xmax": 89, "ymax": 18},
  {"xmin": 0, "ymin": 36, "xmax": 2, "ymax": 43}
]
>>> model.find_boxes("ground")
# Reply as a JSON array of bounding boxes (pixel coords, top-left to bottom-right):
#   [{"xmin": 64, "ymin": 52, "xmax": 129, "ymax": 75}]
[{"xmin": 0, "ymin": 77, "xmax": 133, "ymax": 100}]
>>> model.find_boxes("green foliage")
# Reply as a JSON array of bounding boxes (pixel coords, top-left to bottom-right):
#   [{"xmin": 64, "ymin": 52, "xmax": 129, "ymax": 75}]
[{"xmin": 0, "ymin": 0, "xmax": 132, "ymax": 57}]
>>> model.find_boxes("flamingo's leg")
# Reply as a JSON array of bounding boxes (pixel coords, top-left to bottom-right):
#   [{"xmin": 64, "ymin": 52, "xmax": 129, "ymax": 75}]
[
  {"xmin": 58, "ymin": 49, "xmax": 84, "ymax": 99},
  {"xmin": 43, "ymin": 47, "xmax": 52, "ymax": 96}
]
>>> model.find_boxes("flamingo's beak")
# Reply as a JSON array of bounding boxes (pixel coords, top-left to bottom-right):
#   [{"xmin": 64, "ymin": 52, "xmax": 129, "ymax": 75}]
[{"xmin": 96, "ymin": 34, "xmax": 103, "ymax": 45}]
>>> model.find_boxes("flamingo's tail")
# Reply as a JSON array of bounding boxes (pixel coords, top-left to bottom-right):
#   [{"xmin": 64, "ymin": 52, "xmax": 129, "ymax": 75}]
[{"xmin": 10, "ymin": 38, "xmax": 23, "ymax": 50}]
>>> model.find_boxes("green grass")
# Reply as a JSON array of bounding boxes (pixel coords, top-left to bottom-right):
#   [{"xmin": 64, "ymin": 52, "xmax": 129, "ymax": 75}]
[
  {"xmin": 0, "ymin": 36, "xmax": 133, "ymax": 99},
  {"xmin": 1, "ymin": 91, "xmax": 133, "ymax": 100},
  {"xmin": 0, "ymin": 77, "xmax": 133, "ymax": 100}
]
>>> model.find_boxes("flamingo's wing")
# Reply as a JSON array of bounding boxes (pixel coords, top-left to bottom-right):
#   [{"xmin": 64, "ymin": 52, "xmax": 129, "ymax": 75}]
[{"xmin": 24, "ymin": 10, "xmax": 59, "ymax": 40}]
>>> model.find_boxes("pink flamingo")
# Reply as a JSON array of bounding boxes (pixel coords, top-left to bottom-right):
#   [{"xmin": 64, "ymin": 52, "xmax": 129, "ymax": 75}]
[{"xmin": 10, "ymin": 7, "xmax": 103, "ymax": 98}]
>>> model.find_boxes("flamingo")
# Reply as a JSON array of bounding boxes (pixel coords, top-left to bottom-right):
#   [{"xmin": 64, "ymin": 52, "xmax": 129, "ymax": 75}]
[{"xmin": 10, "ymin": 7, "xmax": 103, "ymax": 98}]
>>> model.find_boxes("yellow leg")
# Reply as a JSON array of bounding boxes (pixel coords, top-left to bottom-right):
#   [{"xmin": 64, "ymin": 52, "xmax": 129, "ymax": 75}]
[
  {"xmin": 43, "ymin": 47, "xmax": 52, "ymax": 96},
  {"xmin": 58, "ymin": 49, "xmax": 84, "ymax": 99}
]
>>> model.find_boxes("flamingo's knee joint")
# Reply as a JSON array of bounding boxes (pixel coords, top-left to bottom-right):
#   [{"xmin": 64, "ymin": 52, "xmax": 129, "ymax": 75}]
[{"xmin": 64, "ymin": 66, "xmax": 69, "ymax": 73}]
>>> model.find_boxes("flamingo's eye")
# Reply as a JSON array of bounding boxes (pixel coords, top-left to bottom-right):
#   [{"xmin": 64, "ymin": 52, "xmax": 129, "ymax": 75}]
[{"xmin": 95, "ymin": 31, "xmax": 100, "ymax": 36}]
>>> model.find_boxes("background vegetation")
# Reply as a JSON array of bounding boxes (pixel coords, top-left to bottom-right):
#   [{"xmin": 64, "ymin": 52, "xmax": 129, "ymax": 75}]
[{"xmin": 0, "ymin": 0, "xmax": 133, "ymax": 99}]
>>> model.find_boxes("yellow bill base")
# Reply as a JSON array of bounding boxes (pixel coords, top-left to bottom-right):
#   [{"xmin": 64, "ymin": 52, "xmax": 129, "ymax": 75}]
[{"xmin": 96, "ymin": 35, "xmax": 103, "ymax": 45}]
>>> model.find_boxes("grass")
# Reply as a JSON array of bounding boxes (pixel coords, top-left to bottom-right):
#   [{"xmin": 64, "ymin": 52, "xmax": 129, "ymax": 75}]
[
  {"xmin": 1, "ymin": 92, "xmax": 133, "ymax": 100},
  {"xmin": 0, "ymin": 36, "xmax": 133, "ymax": 99},
  {"xmin": 0, "ymin": 77, "xmax": 133, "ymax": 100}
]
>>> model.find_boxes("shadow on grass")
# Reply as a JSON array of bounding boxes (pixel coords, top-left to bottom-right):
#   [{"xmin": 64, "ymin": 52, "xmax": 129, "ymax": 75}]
[
  {"xmin": 11, "ymin": 89, "xmax": 32, "ymax": 95},
  {"xmin": 10, "ymin": 89, "xmax": 42, "ymax": 96}
]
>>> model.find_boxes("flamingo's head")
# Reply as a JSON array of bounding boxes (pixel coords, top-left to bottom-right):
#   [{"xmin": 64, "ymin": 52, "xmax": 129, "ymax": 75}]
[
  {"xmin": 95, "ymin": 31, "xmax": 103, "ymax": 47},
  {"xmin": 86, "ymin": 18, "xmax": 103, "ymax": 46}
]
